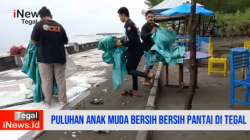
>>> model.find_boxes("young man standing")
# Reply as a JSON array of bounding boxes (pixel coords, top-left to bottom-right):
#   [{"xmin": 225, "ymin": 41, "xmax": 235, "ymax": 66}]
[
  {"xmin": 115, "ymin": 7, "xmax": 154, "ymax": 97},
  {"xmin": 140, "ymin": 11, "xmax": 159, "ymax": 85},
  {"xmin": 30, "ymin": 6, "xmax": 69, "ymax": 109}
]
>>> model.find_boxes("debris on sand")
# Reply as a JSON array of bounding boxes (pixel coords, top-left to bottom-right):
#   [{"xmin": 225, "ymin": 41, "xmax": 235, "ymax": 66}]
[{"xmin": 102, "ymin": 89, "xmax": 108, "ymax": 93}]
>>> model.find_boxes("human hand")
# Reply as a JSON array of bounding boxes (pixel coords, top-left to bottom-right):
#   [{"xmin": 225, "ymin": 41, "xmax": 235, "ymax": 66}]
[
  {"xmin": 65, "ymin": 51, "xmax": 69, "ymax": 56},
  {"xmin": 151, "ymin": 27, "xmax": 156, "ymax": 34},
  {"xmin": 168, "ymin": 27, "xmax": 174, "ymax": 31},
  {"xmin": 115, "ymin": 40, "xmax": 122, "ymax": 47}
]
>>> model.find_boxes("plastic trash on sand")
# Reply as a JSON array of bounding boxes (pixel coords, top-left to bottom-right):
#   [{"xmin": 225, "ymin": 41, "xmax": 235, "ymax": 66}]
[{"xmin": 24, "ymin": 79, "xmax": 35, "ymax": 99}]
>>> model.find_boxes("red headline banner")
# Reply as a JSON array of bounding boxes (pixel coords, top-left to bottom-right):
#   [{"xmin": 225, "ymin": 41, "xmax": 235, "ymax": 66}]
[{"xmin": 0, "ymin": 110, "xmax": 43, "ymax": 130}]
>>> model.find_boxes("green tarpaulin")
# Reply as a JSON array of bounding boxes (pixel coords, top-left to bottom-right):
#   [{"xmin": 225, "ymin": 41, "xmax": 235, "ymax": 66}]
[
  {"xmin": 21, "ymin": 42, "xmax": 58, "ymax": 102},
  {"xmin": 98, "ymin": 36, "xmax": 127, "ymax": 91},
  {"xmin": 147, "ymin": 28, "xmax": 186, "ymax": 66}
]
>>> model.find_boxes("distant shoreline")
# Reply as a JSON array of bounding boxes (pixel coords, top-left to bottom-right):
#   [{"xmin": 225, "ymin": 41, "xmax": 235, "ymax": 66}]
[{"xmin": 1, "ymin": 33, "xmax": 125, "ymax": 55}]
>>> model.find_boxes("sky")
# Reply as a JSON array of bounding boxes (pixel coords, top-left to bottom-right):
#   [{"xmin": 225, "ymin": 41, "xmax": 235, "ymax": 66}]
[{"xmin": 0, "ymin": 0, "xmax": 149, "ymax": 53}]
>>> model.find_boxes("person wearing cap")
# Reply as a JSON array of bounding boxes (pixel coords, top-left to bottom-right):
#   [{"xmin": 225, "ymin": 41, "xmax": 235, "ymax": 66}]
[
  {"xmin": 30, "ymin": 6, "xmax": 69, "ymax": 109},
  {"xmin": 10, "ymin": 45, "xmax": 26, "ymax": 57},
  {"xmin": 10, "ymin": 45, "xmax": 68, "ymax": 58},
  {"xmin": 10, "ymin": 45, "xmax": 35, "ymax": 99}
]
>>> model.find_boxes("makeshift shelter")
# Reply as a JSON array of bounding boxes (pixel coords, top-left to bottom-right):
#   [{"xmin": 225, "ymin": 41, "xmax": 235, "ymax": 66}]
[
  {"xmin": 150, "ymin": 0, "xmax": 203, "ymax": 22},
  {"xmin": 160, "ymin": 3, "xmax": 214, "ymax": 36},
  {"xmin": 160, "ymin": 4, "xmax": 214, "ymax": 16}
]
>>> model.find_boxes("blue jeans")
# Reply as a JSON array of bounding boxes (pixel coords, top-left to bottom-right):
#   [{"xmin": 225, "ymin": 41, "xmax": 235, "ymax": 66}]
[
  {"xmin": 144, "ymin": 51, "xmax": 153, "ymax": 69},
  {"xmin": 126, "ymin": 52, "xmax": 147, "ymax": 90}
]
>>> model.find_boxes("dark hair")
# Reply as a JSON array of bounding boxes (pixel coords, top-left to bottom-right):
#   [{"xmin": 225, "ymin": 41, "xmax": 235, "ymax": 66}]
[
  {"xmin": 17, "ymin": 48, "xmax": 23, "ymax": 54},
  {"xmin": 117, "ymin": 7, "xmax": 129, "ymax": 17},
  {"xmin": 38, "ymin": 6, "xmax": 52, "ymax": 18},
  {"xmin": 145, "ymin": 10, "xmax": 154, "ymax": 16}
]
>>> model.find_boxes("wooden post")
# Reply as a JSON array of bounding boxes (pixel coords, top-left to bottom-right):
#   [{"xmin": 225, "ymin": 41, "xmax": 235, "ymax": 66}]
[
  {"xmin": 177, "ymin": 20, "xmax": 181, "ymax": 34},
  {"xmin": 165, "ymin": 64, "xmax": 169, "ymax": 86},
  {"xmin": 198, "ymin": 14, "xmax": 201, "ymax": 35},
  {"xmin": 184, "ymin": 0, "xmax": 198, "ymax": 110}
]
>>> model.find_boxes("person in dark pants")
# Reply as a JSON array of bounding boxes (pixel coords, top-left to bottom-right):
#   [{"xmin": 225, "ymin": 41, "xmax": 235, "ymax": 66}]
[
  {"xmin": 140, "ymin": 10, "xmax": 159, "ymax": 86},
  {"xmin": 115, "ymin": 7, "xmax": 154, "ymax": 97}
]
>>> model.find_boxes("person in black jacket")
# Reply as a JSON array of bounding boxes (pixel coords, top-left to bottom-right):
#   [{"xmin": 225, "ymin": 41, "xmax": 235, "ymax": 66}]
[
  {"xmin": 140, "ymin": 11, "xmax": 174, "ymax": 85},
  {"xmin": 140, "ymin": 11, "xmax": 159, "ymax": 85},
  {"xmin": 115, "ymin": 7, "xmax": 154, "ymax": 97}
]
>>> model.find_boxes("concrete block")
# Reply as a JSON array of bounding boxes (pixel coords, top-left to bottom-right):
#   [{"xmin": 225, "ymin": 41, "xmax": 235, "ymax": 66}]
[
  {"xmin": 149, "ymin": 87, "xmax": 158, "ymax": 96},
  {"xmin": 157, "ymin": 62, "xmax": 163, "ymax": 71},
  {"xmin": 146, "ymin": 95, "xmax": 156, "ymax": 108},
  {"xmin": 14, "ymin": 56, "xmax": 23, "ymax": 66},
  {"xmin": 135, "ymin": 62, "xmax": 163, "ymax": 140},
  {"xmin": 32, "ymin": 130, "xmax": 45, "ymax": 139},
  {"xmin": 0, "ymin": 56, "xmax": 17, "ymax": 71},
  {"xmin": 145, "ymin": 106, "xmax": 154, "ymax": 110},
  {"xmin": 73, "ymin": 43, "xmax": 79, "ymax": 52},
  {"xmin": 66, "ymin": 46, "xmax": 75, "ymax": 54},
  {"xmin": 0, "ymin": 36, "xmax": 127, "ymax": 72},
  {"xmin": 153, "ymin": 79, "xmax": 158, "ymax": 87},
  {"xmin": 79, "ymin": 44, "xmax": 86, "ymax": 52},
  {"xmin": 154, "ymin": 71, "xmax": 161, "ymax": 80},
  {"xmin": 135, "ymin": 131, "xmax": 152, "ymax": 140}
]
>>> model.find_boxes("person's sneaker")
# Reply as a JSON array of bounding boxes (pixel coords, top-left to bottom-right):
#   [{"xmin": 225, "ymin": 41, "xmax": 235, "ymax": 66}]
[
  {"xmin": 43, "ymin": 103, "xmax": 51, "ymax": 109},
  {"xmin": 59, "ymin": 101, "xmax": 69, "ymax": 107}
]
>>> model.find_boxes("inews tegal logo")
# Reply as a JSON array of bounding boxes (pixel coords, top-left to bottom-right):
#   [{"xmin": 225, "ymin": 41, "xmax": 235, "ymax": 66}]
[{"xmin": 14, "ymin": 9, "xmax": 39, "ymax": 25}]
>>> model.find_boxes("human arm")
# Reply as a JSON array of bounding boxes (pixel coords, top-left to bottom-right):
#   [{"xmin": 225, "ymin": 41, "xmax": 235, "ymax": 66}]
[
  {"xmin": 141, "ymin": 25, "xmax": 152, "ymax": 40},
  {"xmin": 121, "ymin": 23, "xmax": 138, "ymax": 47},
  {"xmin": 31, "ymin": 40, "xmax": 37, "ymax": 44},
  {"xmin": 30, "ymin": 23, "xmax": 41, "ymax": 44},
  {"xmin": 115, "ymin": 39, "xmax": 122, "ymax": 47},
  {"xmin": 61, "ymin": 26, "xmax": 69, "ymax": 45},
  {"xmin": 168, "ymin": 26, "xmax": 174, "ymax": 31}
]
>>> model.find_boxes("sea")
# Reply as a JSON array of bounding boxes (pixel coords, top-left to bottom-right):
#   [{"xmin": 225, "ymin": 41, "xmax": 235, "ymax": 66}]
[{"xmin": 0, "ymin": 33, "xmax": 125, "ymax": 55}]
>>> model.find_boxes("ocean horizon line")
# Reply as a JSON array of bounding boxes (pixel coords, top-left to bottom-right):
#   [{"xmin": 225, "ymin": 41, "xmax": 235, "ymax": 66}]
[{"xmin": 1, "ymin": 33, "xmax": 125, "ymax": 55}]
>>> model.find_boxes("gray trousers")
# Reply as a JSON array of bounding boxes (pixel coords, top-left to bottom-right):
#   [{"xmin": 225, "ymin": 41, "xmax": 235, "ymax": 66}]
[{"xmin": 39, "ymin": 63, "xmax": 67, "ymax": 104}]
